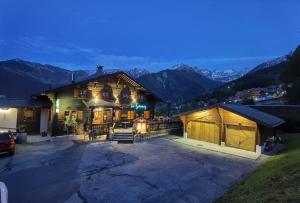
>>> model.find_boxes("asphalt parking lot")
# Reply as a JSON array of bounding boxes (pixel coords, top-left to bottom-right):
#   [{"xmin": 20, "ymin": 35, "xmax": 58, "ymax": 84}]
[{"xmin": 75, "ymin": 137, "xmax": 258, "ymax": 203}]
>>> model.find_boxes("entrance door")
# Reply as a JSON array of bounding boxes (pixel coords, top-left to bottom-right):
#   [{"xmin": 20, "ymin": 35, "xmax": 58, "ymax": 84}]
[
  {"xmin": 225, "ymin": 125, "xmax": 256, "ymax": 152},
  {"xmin": 187, "ymin": 121, "xmax": 220, "ymax": 144},
  {"xmin": 93, "ymin": 108, "xmax": 112, "ymax": 124}
]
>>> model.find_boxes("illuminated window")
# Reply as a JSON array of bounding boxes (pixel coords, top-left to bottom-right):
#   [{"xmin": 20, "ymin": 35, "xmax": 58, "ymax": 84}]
[
  {"xmin": 128, "ymin": 110, "xmax": 135, "ymax": 119},
  {"xmin": 114, "ymin": 110, "xmax": 121, "ymax": 121},
  {"xmin": 94, "ymin": 111, "xmax": 102, "ymax": 122},
  {"xmin": 144, "ymin": 111, "xmax": 150, "ymax": 119}
]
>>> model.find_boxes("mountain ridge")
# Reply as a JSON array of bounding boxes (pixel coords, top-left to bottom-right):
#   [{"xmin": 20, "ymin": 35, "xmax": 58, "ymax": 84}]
[
  {"xmin": 0, "ymin": 52, "xmax": 291, "ymax": 101},
  {"xmin": 137, "ymin": 68, "xmax": 222, "ymax": 102}
]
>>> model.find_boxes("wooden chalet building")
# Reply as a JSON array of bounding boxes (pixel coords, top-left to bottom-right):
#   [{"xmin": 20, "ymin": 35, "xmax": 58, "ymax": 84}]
[
  {"xmin": 178, "ymin": 104, "xmax": 285, "ymax": 154},
  {"xmin": 38, "ymin": 71, "xmax": 162, "ymax": 135}
]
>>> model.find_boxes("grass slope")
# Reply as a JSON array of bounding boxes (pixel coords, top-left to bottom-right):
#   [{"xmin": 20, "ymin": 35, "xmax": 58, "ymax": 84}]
[{"xmin": 217, "ymin": 132, "xmax": 300, "ymax": 202}]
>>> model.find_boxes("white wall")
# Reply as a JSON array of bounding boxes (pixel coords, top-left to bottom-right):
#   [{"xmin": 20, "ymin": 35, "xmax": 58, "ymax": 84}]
[
  {"xmin": 40, "ymin": 109, "xmax": 49, "ymax": 133},
  {"xmin": 0, "ymin": 108, "xmax": 18, "ymax": 130}
]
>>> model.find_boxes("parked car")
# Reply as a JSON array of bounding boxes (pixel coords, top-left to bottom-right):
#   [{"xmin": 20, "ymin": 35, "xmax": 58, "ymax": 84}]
[
  {"xmin": 0, "ymin": 132, "xmax": 16, "ymax": 156},
  {"xmin": 112, "ymin": 122, "xmax": 133, "ymax": 134}
]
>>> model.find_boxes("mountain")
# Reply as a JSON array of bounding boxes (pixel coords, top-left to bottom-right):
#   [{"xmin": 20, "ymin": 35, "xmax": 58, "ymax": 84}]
[
  {"xmin": 210, "ymin": 69, "xmax": 249, "ymax": 83},
  {"xmin": 0, "ymin": 55, "xmax": 288, "ymax": 102},
  {"xmin": 88, "ymin": 67, "xmax": 150, "ymax": 79},
  {"xmin": 172, "ymin": 64, "xmax": 248, "ymax": 83},
  {"xmin": 0, "ymin": 59, "xmax": 88, "ymax": 85},
  {"xmin": 191, "ymin": 54, "xmax": 290, "ymax": 104},
  {"xmin": 137, "ymin": 67, "xmax": 222, "ymax": 102},
  {"xmin": 0, "ymin": 66, "xmax": 49, "ymax": 98},
  {"xmin": 0, "ymin": 59, "xmax": 89, "ymax": 98},
  {"xmin": 126, "ymin": 68, "xmax": 150, "ymax": 79},
  {"xmin": 249, "ymin": 56, "xmax": 288, "ymax": 74}
]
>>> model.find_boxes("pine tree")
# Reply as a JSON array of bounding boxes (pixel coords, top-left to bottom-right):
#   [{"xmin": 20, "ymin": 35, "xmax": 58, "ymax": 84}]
[{"xmin": 281, "ymin": 46, "xmax": 300, "ymax": 104}]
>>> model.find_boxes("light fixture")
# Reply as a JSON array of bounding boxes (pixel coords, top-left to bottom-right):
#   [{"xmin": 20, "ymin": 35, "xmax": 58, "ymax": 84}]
[
  {"xmin": 0, "ymin": 108, "xmax": 9, "ymax": 113},
  {"xmin": 55, "ymin": 99, "xmax": 60, "ymax": 113},
  {"xmin": 136, "ymin": 119, "xmax": 147, "ymax": 134},
  {"xmin": 94, "ymin": 107, "xmax": 103, "ymax": 111},
  {"xmin": 114, "ymin": 95, "xmax": 119, "ymax": 103}
]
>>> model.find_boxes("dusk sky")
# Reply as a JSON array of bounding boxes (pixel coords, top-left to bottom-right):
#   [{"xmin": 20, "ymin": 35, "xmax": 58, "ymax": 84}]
[{"xmin": 0, "ymin": 0, "xmax": 299, "ymax": 72}]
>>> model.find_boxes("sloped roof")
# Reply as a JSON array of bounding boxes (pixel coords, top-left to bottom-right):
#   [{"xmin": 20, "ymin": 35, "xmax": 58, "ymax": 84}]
[
  {"xmin": 177, "ymin": 104, "xmax": 285, "ymax": 128},
  {"xmin": 220, "ymin": 104, "xmax": 285, "ymax": 128},
  {"xmin": 0, "ymin": 98, "xmax": 51, "ymax": 108},
  {"xmin": 36, "ymin": 71, "xmax": 162, "ymax": 102},
  {"xmin": 249, "ymin": 105, "xmax": 300, "ymax": 122}
]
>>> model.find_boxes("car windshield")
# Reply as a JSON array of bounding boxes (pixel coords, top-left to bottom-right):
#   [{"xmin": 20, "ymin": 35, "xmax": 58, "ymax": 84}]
[
  {"xmin": 0, "ymin": 133, "xmax": 11, "ymax": 141},
  {"xmin": 114, "ymin": 122, "xmax": 132, "ymax": 129}
]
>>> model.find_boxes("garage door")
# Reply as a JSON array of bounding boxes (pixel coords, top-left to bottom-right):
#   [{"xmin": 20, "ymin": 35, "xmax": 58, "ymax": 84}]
[
  {"xmin": 187, "ymin": 121, "xmax": 220, "ymax": 144},
  {"xmin": 225, "ymin": 125, "xmax": 256, "ymax": 152}
]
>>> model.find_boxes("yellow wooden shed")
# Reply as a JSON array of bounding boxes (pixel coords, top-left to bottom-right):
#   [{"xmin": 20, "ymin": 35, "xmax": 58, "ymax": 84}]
[{"xmin": 178, "ymin": 104, "xmax": 284, "ymax": 153}]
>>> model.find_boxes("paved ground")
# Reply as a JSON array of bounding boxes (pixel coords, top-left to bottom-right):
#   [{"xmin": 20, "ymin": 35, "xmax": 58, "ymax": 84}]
[
  {"xmin": 74, "ymin": 138, "xmax": 258, "ymax": 203},
  {"xmin": 0, "ymin": 137, "xmax": 259, "ymax": 203},
  {"xmin": 0, "ymin": 140, "xmax": 74, "ymax": 173},
  {"xmin": 0, "ymin": 140, "xmax": 86, "ymax": 203}
]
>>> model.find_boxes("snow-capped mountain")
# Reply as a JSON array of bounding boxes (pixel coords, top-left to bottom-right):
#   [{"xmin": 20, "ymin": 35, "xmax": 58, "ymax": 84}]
[
  {"xmin": 85, "ymin": 67, "xmax": 149, "ymax": 79},
  {"xmin": 126, "ymin": 68, "xmax": 150, "ymax": 79},
  {"xmin": 172, "ymin": 64, "xmax": 247, "ymax": 83},
  {"xmin": 249, "ymin": 55, "xmax": 288, "ymax": 73},
  {"xmin": 210, "ymin": 69, "xmax": 249, "ymax": 83}
]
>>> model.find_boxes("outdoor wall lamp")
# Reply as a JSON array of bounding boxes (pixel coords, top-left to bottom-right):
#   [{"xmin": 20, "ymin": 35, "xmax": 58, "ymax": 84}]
[{"xmin": 0, "ymin": 108, "xmax": 9, "ymax": 113}]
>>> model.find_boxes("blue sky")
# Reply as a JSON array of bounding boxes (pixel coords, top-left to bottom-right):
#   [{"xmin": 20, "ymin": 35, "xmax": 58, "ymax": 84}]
[{"xmin": 0, "ymin": 0, "xmax": 299, "ymax": 72}]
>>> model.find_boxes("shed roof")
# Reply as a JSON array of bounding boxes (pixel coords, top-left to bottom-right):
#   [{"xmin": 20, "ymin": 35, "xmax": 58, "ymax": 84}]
[
  {"xmin": 177, "ymin": 104, "xmax": 285, "ymax": 128},
  {"xmin": 0, "ymin": 98, "xmax": 51, "ymax": 108},
  {"xmin": 220, "ymin": 104, "xmax": 285, "ymax": 128},
  {"xmin": 249, "ymin": 105, "xmax": 300, "ymax": 122}
]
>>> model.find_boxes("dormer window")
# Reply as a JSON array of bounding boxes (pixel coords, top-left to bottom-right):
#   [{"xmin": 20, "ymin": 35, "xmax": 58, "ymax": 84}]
[
  {"xmin": 118, "ymin": 86, "xmax": 132, "ymax": 104},
  {"xmin": 101, "ymin": 84, "xmax": 115, "ymax": 102},
  {"xmin": 138, "ymin": 94, "xmax": 145, "ymax": 103},
  {"xmin": 74, "ymin": 88, "xmax": 89, "ymax": 98}
]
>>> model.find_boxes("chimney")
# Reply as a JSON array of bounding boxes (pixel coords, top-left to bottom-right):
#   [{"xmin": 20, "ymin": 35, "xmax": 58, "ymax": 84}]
[
  {"xmin": 96, "ymin": 65, "xmax": 104, "ymax": 75},
  {"xmin": 71, "ymin": 72, "xmax": 76, "ymax": 83}
]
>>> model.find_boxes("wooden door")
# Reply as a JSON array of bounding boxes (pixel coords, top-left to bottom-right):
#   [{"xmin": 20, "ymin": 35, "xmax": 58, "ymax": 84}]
[
  {"xmin": 225, "ymin": 125, "xmax": 256, "ymax": 152},
  {"xmin": 93, "ymin": 111, "xmax": 103, "ymax": 124},
  {"xmin": 187, "ymin": 121, "xmax": 220, "ymax": 144}
]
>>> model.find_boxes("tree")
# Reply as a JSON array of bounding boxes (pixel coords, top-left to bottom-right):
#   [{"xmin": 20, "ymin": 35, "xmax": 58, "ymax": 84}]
[
  {"xmin": 64, "ymin": 117, "xmax": 78, "ymax": 135},
  {"xmin": 281, "ymin": 46, "xmax": 300, "ymax": 104},
  {"xmin": 241, "ymin": 98, "xmax": 255, "ymax": 105}
]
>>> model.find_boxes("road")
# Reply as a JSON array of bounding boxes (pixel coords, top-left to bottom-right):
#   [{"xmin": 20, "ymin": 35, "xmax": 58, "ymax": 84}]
[{"xmin": 0, "ymin": 142, "xmax": 86, "ymax": 203}]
